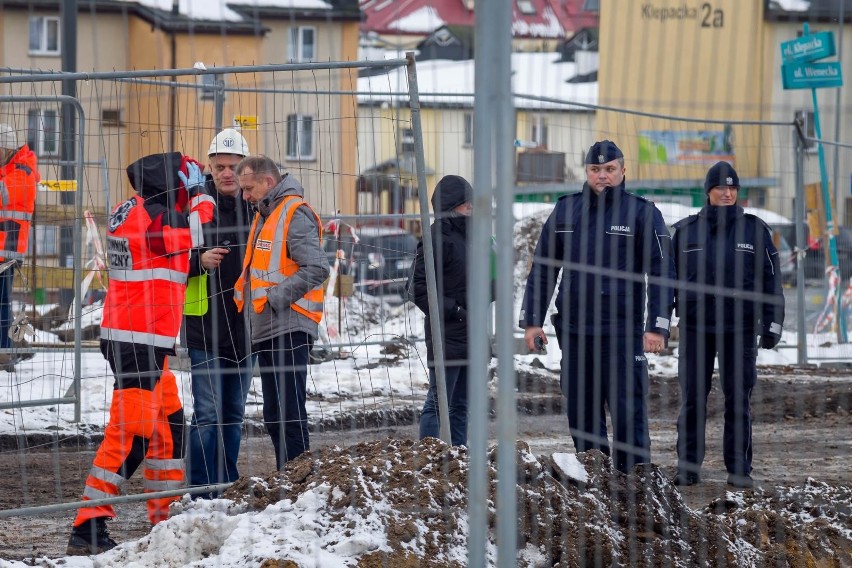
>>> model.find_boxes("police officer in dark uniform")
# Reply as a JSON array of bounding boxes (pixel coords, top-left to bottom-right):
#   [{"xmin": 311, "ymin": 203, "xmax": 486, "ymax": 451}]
[
  {"xmin": 671, "ymin": 161, "xmax": 785, "ymax": 489},
  {"xmin": 520, "ymin": 140, "xmax": 675, "ymax": 474}
]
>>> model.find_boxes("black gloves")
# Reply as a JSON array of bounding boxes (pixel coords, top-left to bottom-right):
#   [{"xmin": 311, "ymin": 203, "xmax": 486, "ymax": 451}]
[
  {"xmin": 453, "ymin": 305, "xmax": 467, "ymax": 323},
  {"xmin": 759, "ymin": 333, "xmax": 781, "ymax": 349}
]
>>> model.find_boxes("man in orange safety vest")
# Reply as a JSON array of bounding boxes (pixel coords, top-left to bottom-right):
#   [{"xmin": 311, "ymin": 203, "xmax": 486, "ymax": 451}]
[{"xmin": 234, "ymin": 155, "xmax": 328, "ymax": 469}]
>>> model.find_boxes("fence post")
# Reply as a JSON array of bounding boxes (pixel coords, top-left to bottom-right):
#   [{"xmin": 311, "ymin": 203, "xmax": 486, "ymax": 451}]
[{"xmin": 794, "ymin": 123, "xmax": 809, "ymax": 365}]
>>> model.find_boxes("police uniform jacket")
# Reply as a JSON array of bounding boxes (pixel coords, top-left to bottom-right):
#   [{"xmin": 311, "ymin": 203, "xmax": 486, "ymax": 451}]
[
  {"xmin": 520, "ymin": 181, "xmax": 675, "ymax": 337},
  {"xmin": 672, "ymin": 204, "xmax": 784, "ymax": 336}
]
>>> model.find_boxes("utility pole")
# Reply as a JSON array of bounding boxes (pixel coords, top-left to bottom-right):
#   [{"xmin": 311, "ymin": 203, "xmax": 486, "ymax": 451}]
[{"xmin": 59, "ymin": 0, "xmax": 77, "ymax": 309}]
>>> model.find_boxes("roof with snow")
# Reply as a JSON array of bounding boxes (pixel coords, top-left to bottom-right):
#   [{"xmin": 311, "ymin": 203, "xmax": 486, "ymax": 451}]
[
  {"xmin": 2, "ymin": 0, "xmax": 359, "ymax": 33},
  {"xmin": 360, "ymin": 0, "xmax": 598, "ymax": 40},
  {"xmin": 357, "ymin": 51, "xmax": 597, "ymax": 110}
]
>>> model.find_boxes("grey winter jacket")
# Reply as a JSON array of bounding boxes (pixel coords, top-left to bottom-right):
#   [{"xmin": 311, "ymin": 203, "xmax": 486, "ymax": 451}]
[{"xmin": 243, "ymin": 174, "xmax": 329, "ymax": 343}]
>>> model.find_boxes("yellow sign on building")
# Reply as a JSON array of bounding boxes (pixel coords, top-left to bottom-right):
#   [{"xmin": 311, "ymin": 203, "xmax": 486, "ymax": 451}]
[
  {"xmin": 233, "ymin": 115, "xmax": 258, "ymax": 130},
  {"xmin": 39, "ymin": 180, "xmax": 77, "ymax": 192}
]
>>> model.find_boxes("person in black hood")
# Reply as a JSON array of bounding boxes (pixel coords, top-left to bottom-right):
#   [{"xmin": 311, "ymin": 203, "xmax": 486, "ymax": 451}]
[
  {"xmin": 68, "ymin": 152, "xmax": 211, "ymax": 555},
  {"xmin": 412, "ymin": 174, "xmax": 479, "ymax": 446},
  {"xmin": 183, "ymin": 129, "xmax": 255, "ymax": 498},
  {"xmin": 671, "ymin": 161, "xmax": 785, "ymax": 489}
]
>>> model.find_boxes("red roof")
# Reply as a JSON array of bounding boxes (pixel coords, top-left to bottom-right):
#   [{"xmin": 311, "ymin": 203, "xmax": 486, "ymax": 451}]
[{"xmin": 360, "ymin": 0, "xmax": 598, "ymax": 40}]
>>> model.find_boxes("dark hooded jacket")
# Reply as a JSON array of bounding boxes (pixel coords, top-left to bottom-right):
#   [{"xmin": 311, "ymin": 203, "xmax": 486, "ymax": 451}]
[
  {"xmin": 412, "ymin": 175, "xmax": 475, "ymax": 365},
  {"xmin": 183, "ymin": 175, "xmax": 254, "ymax": 359},
  {"xmin": 672, "ymin": 204, "xmax": 785, "ymax": 336}
]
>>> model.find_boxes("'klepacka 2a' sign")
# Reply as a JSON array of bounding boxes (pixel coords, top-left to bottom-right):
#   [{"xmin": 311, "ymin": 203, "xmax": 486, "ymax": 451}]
[{"xmin": 781, "ymin": 30, "xmax": 843, "ymax": 90}]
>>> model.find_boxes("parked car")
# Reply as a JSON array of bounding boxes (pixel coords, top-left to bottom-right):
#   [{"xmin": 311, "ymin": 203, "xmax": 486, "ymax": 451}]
[
  {"xmin": 775, "ymin": 224, "xmax": 852, "ymax": 282},
  {"xmin": 324, "ymin": 226, "xmax": 419, "ymax": 297}
]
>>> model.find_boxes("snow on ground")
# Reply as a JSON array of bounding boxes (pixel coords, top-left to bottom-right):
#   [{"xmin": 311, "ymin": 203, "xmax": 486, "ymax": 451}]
[{"xmin": 3, "ymin": 440, "xmax": 850, "ymax": 567}]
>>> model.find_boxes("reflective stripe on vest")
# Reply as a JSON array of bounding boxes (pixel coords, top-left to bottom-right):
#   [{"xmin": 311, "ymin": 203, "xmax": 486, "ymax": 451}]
[
  {"xmin": 107, "ymin": 267, "xmax": 188, "ymax": 284},
  {"xmin": 188, "ymin": 194, "xmax": 215, "ymax": 248},
  {"xmin": 100, "ymin": 327, "xmax": 178, "ymax": 349},
  {"xmin": 0, "ymin": 211, "xmax": 32, "ymax": 221},
  {"xmin": 0, "ymin": 250, "xmax": 24, "ymax": 260},
  {"xmin": 235, "ymin": 196, "xmax": 324, "ymax": 323}
]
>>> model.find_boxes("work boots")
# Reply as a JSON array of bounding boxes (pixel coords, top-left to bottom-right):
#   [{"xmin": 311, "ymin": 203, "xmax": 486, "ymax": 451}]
[{"xmin": 66, "ymin": 517, "xmax": 118, "ymax": 555}]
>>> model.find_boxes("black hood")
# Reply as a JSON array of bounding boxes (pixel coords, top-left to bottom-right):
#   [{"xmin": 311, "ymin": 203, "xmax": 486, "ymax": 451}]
[
  {"xmin": 431, "ymin": 175, "xmax": 472, "ymax": 214},
  {"xmin": 126, "ymin": 152, "xmax": 186, "ymax": 207}
]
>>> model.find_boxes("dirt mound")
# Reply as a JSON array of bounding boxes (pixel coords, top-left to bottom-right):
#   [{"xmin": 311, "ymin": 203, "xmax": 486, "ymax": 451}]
[{"xmin": 219, "ymin": 438, "xmax": 852, "ymax": 567}]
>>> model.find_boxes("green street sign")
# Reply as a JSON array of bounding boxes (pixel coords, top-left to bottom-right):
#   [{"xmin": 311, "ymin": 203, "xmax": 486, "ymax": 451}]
[
  {"xmin": 782, "ymin": 60, "xmax": 843, "ymax": 90},
  {"xmin": 781, "ymin": 31, "xmax": 836, "ymax": 64}
]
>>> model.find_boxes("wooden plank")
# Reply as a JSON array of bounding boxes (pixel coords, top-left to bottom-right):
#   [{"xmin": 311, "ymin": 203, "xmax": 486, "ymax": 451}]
[
  {"xmin": 31, "ymin": 204, "xmax": 107, "ymax": 225},
  {"xmin": 15, "ymin": 265, "xmax": 107, "ymax": 291}
]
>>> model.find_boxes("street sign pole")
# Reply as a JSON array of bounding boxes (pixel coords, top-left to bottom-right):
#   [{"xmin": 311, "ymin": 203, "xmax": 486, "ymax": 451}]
[
  {"xmin": 782, "ymin": 22, "xmax": 847, "ymax": 342},
  {"xmin": 809, "ymin": 83, "xmax": 847, "ymax": 342}
]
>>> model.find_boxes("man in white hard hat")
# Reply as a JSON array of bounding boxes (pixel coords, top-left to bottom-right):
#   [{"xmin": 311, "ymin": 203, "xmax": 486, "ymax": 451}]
[{"xmin": 183, "ymin": 128, "xmax": 255, "ymax": 497}]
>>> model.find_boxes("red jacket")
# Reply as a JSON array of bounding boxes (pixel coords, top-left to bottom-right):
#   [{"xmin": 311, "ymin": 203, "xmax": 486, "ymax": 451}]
[
  {"xmin": 101, "ymin": 153, "xmax": 214, "ymax": 351},
  {"xmin": 0, "ymin": 145, "xmax": 39, "ymax": 262}
]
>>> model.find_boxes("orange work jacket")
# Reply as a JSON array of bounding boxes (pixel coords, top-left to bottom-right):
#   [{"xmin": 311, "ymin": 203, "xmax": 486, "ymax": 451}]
[
  {"xmin": 234, "ymin": 195, "xmax": 324, "ymax": 323},
  {"xmin": 0, "ymin": 145, "xmax": 39, "ymax": 262},
  {"xmin": 100, "ymin": 195, "xmax": 193, "ymax": 349}
]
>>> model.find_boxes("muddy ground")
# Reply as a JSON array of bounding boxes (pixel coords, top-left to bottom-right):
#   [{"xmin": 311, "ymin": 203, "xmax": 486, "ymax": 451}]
[{"xmin": 0, "ymin": 365, "xmax": 850, "ymax": 563}]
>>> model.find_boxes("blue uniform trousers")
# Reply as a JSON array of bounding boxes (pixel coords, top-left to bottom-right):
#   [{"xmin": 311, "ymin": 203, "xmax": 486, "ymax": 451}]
[
  {"xmin": 676, "ymin": 327, "xmax": 756, "ymax": 476},
  {"xmin": 557, "ymin": 332, "xmax": 650, "ymax": 473}
]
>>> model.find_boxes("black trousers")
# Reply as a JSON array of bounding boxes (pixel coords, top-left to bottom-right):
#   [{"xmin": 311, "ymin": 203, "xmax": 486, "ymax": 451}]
[
  {"xmin": 676, "ymin": 327, "xmax": 757, "ymax": 476},
  {"xmin": 557, "ymin": 332, "xmax": 650, "ymax": 474},
  {"xmin": 255, "ymin": 331, "xmax": 312, "ymax": 469}
]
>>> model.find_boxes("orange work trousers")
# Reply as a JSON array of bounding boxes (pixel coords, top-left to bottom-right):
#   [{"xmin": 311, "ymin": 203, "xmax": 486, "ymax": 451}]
[{"xmin": 73, "ymin": 360, "xmax": 185, "ymax": 527}]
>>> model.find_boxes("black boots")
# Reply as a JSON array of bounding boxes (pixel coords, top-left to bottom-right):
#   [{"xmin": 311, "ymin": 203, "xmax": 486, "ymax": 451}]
[
  {"xmin": 672, "ymin": 470, "xmax": 701, "ymax": 486},
  {"xmin": 66, "ymin": 517, "xmax": 118, "ymax": 556},
  {"xmin": 727, "ymin": 472, "xmax": 755, "ymax": 489}
]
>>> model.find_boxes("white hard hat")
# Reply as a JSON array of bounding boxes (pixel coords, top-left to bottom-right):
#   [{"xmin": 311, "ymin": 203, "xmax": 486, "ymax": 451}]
[{"xmin": 207, "ymin": 128, "xmax": 249, "ymax": 157}]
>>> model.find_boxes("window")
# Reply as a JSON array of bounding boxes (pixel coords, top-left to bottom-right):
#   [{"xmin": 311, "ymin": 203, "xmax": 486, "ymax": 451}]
[
  {"xmin": 199, "ymin": 74, "xmax": 223, "ymax": 101},
  {"xmin": 531, "ymin": 115, "xmax": 548, "ymax": 147},
  {"xmin": 29, "ymin": 16, "xmax": 60, "ymax": 55},
  {"xmin": 288, "ymin": 26, "xmax": 316, "ymax": 62},
  {"xmin": 795, "ymin": 110, "xmax": 817, "ymax": 153},
  {"xmin": 101, "ymin": 109, "xmax": 124, "ymax": 127},
  {"xmin": 27, "ymin": 108, "xmax": 59, "ymax": 156},
  {"xmin": 286, "ymin": 114, "xmax": 314, "ymax": 160},
  {"xmin": 463, "ymin": 112, "xmax": 474, "ymax": 146},
  {"xmin": 31, "ymin": 226, "xmax": 58, "ymax": 255},
  {"xmin": 400, "ymin": 128, "xmax": 415, "ymax": 153}
]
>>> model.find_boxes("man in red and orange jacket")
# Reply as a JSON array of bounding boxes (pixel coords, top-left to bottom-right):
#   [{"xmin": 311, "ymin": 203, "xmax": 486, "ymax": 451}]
[
  {"xmin": 0, "ymin": 124, "xmax": 38, "ymax": 370},
  {"xmin": 67, "ymin": 152, "xmax": 214, "ymax": 555}
]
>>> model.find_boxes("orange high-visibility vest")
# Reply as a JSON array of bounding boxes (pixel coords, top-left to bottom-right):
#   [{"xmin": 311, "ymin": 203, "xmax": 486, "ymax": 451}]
[
  {"xmin": 234, "ymin": 195, "xmax": 324, "ymax": 323},
  {"xmin": 100, "ymin": 196, "xmax": 192, "ymax": 349},
  {"xmin": 0, "ymin": 145, "xmax": 39, "ymax": 262}
]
